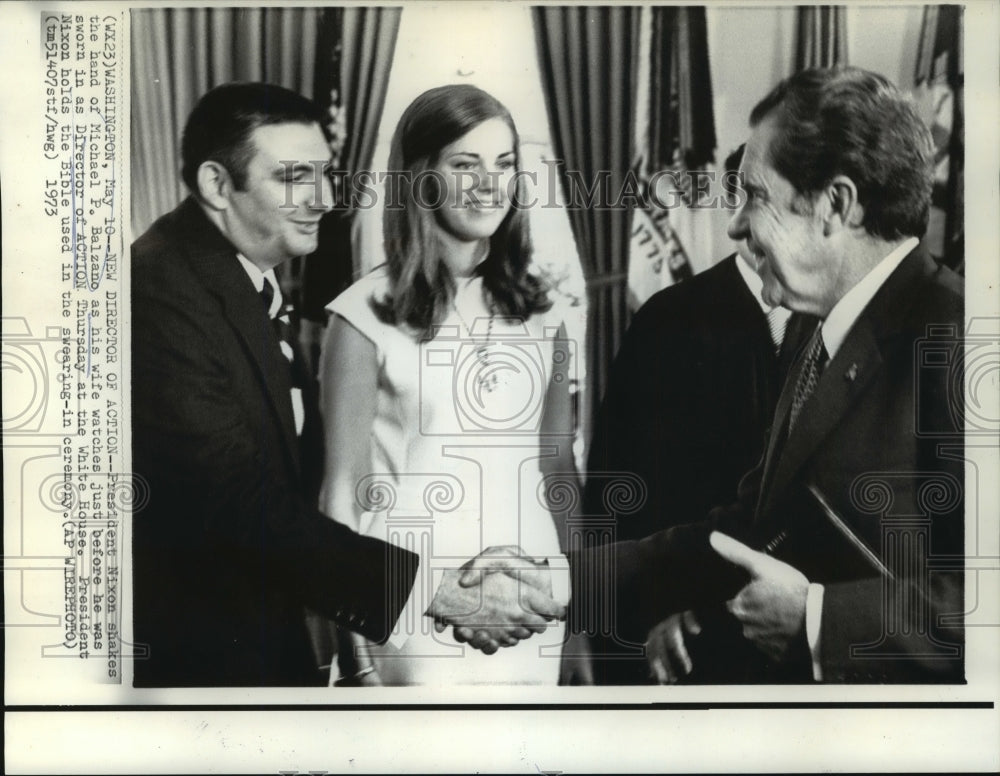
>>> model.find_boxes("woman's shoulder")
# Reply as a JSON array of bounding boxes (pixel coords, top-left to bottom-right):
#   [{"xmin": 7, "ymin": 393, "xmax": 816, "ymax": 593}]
[
  {"xmin": 329, "ymin": 265, "xmax": 389, "ymax": 307},
  {"xmin": 325, "ymin": 266, "xmax": 396, "ymax": 344},
  {"xmin": 323, "ymin": 267, "xmax": 396, "ymax": 366},
  {"xmin": 327, "ymin": 266, "xmax": 390, "ymax": 318}
]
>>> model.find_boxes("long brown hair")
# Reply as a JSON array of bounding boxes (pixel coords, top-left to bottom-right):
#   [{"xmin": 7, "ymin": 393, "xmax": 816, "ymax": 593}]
[{"xmin": 374, "ymin": 84, "xmax": 551, "ymax": 337}]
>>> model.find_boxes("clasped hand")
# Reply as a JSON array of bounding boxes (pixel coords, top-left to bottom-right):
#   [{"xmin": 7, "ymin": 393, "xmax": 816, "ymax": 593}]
[{"xmin": 426, "ymin": 545, "xmax": 565, "ymax": 654}]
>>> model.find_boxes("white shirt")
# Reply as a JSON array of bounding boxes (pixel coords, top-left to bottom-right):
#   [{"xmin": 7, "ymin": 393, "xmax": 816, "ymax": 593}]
[
  {"xmin": 821, "ymin": 237, "xmax": 918, "ymax": 359},
  {"xmin": 805, "ymin": 236, "xmax": 918, "ymax": 680},
  {"xmin": 236, "ymin": 253, "xmax": 283, "ymax": 317},
  {"xmin": 735, "ymin": 254, "xmax": 793, "ymax": 350}
]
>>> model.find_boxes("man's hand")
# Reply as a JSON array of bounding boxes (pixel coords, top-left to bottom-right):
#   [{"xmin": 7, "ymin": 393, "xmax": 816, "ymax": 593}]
[
  {"xmin": 559, "ymin": 630, "xmax": 595, "ymax": 685},
  {"xmin": 450, "ymin": 545, "xmax": 558, "ymax": 651},
  {"xmin": 457, "ymin": 545, "xmax": 554, "ymax": 595},
  {"xmin": 710, "ymin": 531, "xmax": 809, "ymax": 663},
  {"xmin": 646, "ymin": 610, "xmax": 701, "ymax": 684},
  {"xmin": 426, "ymin": 546, "xmax": 565, "ymax": 655}
]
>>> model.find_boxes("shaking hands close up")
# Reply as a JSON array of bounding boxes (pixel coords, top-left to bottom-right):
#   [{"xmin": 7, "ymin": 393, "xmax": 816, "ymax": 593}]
[{"xmin": 426, "ymin": 545, "xmax": 566, "ymax": 655}]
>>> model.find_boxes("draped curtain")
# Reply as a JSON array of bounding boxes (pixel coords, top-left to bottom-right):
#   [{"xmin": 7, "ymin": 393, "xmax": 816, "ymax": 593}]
[
  {"xmin": 533, "ymin": 6, "xmax": 640, "ymax": 428},
  {"xmin": 300, "ymin": 7, "xmax": 401, "ymax": 321},
  {"xmin": 794, "ymin": 5, "xmax": 848, "ymax": 70}
]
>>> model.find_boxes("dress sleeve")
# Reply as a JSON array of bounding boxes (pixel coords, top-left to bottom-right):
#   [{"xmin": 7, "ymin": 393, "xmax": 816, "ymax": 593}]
[{"xmin": 325, "ymin": 267, "xmax": 391, "ymax": 368}]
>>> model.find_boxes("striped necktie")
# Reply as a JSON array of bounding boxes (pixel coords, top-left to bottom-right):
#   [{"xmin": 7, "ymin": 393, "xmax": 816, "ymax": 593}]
[
  {"xmin": 788, "ymin": 323, "xmax": 828, "ymax": 431},
  {"xmin": 765, "ymin": 307, "xmax": 789, "ymax": 354}
]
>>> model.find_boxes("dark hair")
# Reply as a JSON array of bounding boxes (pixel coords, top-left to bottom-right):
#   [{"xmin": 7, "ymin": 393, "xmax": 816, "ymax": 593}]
[
  {"xmin": 180, "ymin": 82, "xmax": 326, "ymax": 195},
  {"xmin": 749, "ymin": 67, "xmax": 934, "ymax": 240},
  {"xmin": 376, "ymin": 84, "xmax": 550, "ymax": 338}
]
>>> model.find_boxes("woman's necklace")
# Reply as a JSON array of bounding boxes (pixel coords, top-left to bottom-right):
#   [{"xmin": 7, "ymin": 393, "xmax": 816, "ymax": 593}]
[{"xmin": 452, "ymin": 283, "xmax": 498, "ymax": 393}]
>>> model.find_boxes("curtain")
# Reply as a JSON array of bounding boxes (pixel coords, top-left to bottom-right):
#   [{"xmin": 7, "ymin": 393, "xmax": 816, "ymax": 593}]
[
  {"xmin": 533, "ymin": 6, "xmax": 640, "ymax": 429},
  {"xmin": 130, "ymin": 7, "xmax": 324, "ymax": 235},
  {"xmin": 914, "ymin": 5, "xmax": 963, "ymax": 273},
  {"xmin": 300, "ymin": 7, "xmax": 402, "ymax": 321},
  {"xmin": 794, "ymin": 5, "xmax": 848, "ymax": 70}
]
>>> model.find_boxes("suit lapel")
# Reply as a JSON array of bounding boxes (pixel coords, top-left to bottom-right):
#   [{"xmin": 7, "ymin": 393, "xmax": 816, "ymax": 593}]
[
  {"xmin": 756, "ymin": 245, "xmax": 935, "ymax": 519},
  {"xmin": 173, "ymin": 198, "xmax": 302, "ymax": 474},
  {"xmin": 759, "ymin": 322, "xmax": 882, "ymax": 516},
  {"xmin": 756, "ymin": 319, "xmax": 816, "ymax": 512}
]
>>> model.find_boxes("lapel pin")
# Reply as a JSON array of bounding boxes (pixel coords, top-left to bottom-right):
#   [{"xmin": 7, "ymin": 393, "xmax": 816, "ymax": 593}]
[{"xmin": 845, "ymin": 363, "xmax": 859, "ymax": 382}]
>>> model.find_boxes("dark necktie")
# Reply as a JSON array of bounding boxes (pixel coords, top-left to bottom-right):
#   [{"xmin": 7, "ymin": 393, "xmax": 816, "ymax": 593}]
[
  {"xmin": 260, "ymin": 279, "xmax": 323, "ymax": 495},
  {"xmin": 260, "ymin": 278, "xmax": 308, "ymax": 435},
  {"xmin": 261, "ymin": 276, "xmax": 276, "ymax": 313},
  {"xmin": 788, "ymin": 323, "xmax": 828, "ymax": 430}
]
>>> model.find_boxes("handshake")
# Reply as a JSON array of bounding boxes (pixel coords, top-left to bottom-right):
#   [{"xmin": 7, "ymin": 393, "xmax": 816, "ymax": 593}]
[{"xmin": 425, "ymin": 545, "xmax": 567, "ymax": 654}]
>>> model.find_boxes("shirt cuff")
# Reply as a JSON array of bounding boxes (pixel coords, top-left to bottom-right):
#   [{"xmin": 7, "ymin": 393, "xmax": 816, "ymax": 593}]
[{"xmin": 805, "ymin": 582, "xmax": 825, "ymax": 682}]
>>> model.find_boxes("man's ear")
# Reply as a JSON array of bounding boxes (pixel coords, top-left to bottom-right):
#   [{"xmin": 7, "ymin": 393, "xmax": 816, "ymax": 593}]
[
  {"xmin": 823, "ymin": 174, "xmax": 862, "ymax": 235},
  {"xmin": 196, "ymin": 161, "xmax": 233, "ymax": 211}
]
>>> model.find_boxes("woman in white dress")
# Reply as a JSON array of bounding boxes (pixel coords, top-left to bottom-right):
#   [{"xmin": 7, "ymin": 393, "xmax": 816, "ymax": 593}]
[{"xmin": 318, "ymin": 85, "xmax": 579, "ymax": 686}]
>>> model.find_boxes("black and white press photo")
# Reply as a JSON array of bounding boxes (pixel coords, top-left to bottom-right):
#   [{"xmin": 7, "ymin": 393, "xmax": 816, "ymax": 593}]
[{"xmin": 2, "ymin": 1, "xmax": 998, "ymax": 773}]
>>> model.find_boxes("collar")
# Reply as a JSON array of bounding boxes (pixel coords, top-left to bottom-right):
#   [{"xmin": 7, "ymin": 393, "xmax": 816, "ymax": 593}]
[
  {"xmin": 821, "ymin": 236, "xmax": 918, "ymax": 359},
  {"xmin": 735, "ymin": 252, "xmax": 792, "ymax": 341},
  {"xmin": 236, "ymin": 252, "xmax": 282, "ymax": 318}
]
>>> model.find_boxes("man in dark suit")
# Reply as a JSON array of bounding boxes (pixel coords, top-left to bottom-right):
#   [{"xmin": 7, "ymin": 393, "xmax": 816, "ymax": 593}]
[
  {"xmin": 568, "ymin": 67, "xmax": 964, "ymax": 683},
  {"xmin": 585, "ymin": 144, "xmax": 806, "ymax": 545},
  {"xmin": 586, "ymin": 250, "xmax": 795, "ymax": 542},
  {"xmin": 131, "ymin": 83, "xmax": 563, "ymax": 686},
  {"xmin": 584, "ymin": 162, "xmax": 813, "ymax": 683}
]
